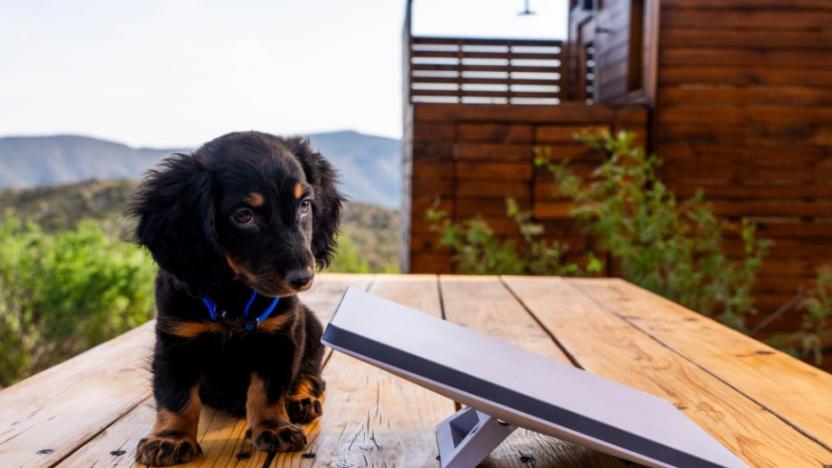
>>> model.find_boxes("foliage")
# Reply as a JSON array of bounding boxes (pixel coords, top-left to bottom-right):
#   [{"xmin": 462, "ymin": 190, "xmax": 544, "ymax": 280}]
[
  {"xmin": 0, "ymin": 179, "xmax": 136, "ymax": 238},
  {"xmin": 329, "ymin": 233, "xmax": 398, "ymax": 274},
  {"xmin": 428, "ymin": 129, "xmax": 769, "ymax": 332},
  {"xmin": 329, "ymin": 234, "xmax": 371, "ymax": 273},
  {"xmin": 0, "ymin": 217, "xmax": 156, "ymax": 387},
  {"xmin": 536, "ymin": 130, "xmax": 770, "ymax": 329},
  {"xmin": 0, "ymin": 179, "xmax": 402, "ymax": 273},
  {"xmin": 336, "ymin": 202, "xmax": 401, "ymax": 273},
  {"xmin": 0, "ymin": 180, "xmax": 402, "ymax": 385},
  {"xmin": 426, "ymin": 198, "xmax": 602, "ymax": 276},
  {"xmin": 770, "ymin": 266, "xmax": 832, "ymax": 364}
]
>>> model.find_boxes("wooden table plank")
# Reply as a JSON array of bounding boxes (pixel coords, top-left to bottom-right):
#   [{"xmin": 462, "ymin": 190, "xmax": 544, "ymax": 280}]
[
  {"xmin": 572, "ymin": 278, "xmax": 832, "ymax": 451},
  {"xmin": 300, "ymin": 274, "xmax": 452, "ymax": 467},
  {"xmin": 440, "ymin": 276, "xmax": 572, "ymax": 364},
  {"xmin": 302, "ymin": 273, "xmax": 375, "ymax": 324},
  {"xmin": 10, "ymin": 273, "xmax": 832, "ymax": 468},
  {"xmin": 439, "ymin": 276, "xmax": 627, "ymax": 468},
  {"xmin": 0, "ymin": 321, "xmax": 154, "ymax": 467},
  {"xmin": 503, "ymin": 276, "xmax": 832, "ymax": 467},
  {"xmin": 55, "ymin": 273, "xmax": 374, "ymax": 467}
]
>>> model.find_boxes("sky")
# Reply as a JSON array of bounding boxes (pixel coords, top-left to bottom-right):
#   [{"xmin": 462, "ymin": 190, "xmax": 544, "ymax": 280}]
[{"xmin": 0, "ymin": 0, "xmax": 567, "ymax": 147}]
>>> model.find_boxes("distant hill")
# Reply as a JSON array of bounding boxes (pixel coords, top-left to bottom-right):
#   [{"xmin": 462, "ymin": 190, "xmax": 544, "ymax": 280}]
[
  {"xmin": 308, "ymin": 131, "xmax": 400, "ymax": 209},
  {"xmin": 0, "ymin": 130, "xmax": 400, "ymax": 208},
  {"xmin": 0, "ymin": 179, "xmax": 400, "ymax": 272}
]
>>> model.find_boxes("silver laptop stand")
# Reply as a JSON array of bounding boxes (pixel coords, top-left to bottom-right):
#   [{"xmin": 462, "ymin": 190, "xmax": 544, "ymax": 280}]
[
  {"xmin": 435, "ymin": 407, "xmax": 516, "ymax": 468},
  {"xmin": 323, "ymin": 288, "xmax": 748, "ymax": 468}
]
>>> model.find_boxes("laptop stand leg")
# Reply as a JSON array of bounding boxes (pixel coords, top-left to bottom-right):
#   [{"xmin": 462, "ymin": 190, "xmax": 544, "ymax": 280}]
[{"xmin": 436, "ymin": 406, "xmax": 516, "ymax": 468}]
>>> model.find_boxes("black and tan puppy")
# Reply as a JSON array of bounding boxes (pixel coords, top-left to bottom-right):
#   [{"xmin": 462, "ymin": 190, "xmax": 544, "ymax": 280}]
[{"xmin": 129, "ymin": 131, "xmax": 341, "ymax": 466}]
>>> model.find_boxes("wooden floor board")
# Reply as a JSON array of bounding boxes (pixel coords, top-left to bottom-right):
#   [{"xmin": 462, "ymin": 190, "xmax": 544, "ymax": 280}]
[
  {"xmin": 440, "ymin": 276, "xmax": 572, "ymax": 364},
  {"xmin": 439, "ymin": 276, "xmax": 627, "ymax": 468},
  {"xmin": 5, "ymin": 274, "xmax": 831, "ymax": 467},
  {"xmin": 502, "ymin": 276, "xmax": 832, "ymax": 467},
  {"xmin": 571, "ymin": 278, "xmax": 832, "ymax": 452},
  {"xmin": 0, "ymin": 322, "xmax": 154, "ymax": 467},
  {"xmin": 298, "ymin": 274, "xmax": 451, "ymax": 468}
]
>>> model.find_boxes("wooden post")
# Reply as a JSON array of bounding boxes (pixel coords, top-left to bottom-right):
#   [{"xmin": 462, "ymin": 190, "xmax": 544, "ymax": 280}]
[{"xmin": 456, "ymin": 39, "xmax": 463, "ymax": 104}]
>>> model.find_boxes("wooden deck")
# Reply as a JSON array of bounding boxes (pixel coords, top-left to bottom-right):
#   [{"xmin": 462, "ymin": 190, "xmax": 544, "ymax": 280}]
[{"xmin": 1, "ymin": 274, "xmax": 831, "ymax": 467}]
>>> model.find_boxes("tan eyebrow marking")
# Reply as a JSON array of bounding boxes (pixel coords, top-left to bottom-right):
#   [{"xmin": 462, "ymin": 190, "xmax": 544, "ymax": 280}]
[
  {"xmin": 246, "ymin": 192, "xmax": 265, "ymax": 207},
  {"xmin": 226, "ymin": 254, "xmax": 241, "ymax": 274},
  {"xmin": 294, "ymin": 183, "xmax": 303, "ymax": 199},
  {"xmin": 226, "ymin": 253, "xmax": 256, "ymax": 283}
]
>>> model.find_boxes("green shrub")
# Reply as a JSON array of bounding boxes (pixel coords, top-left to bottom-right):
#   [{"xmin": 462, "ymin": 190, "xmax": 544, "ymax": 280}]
[
  {"xmin": 427, "ymin": 198, "xmax": 602, "ymax": 276},
  {"xmin": 428, "ymin": 129, "xmax": 769, "ymax": 332},
  {"xmin": 328, "ymin": 234, "xmax": 371, "ymax": 273},
  {"xmin": 0, "ymin": 216, "xmax": 396, "ymax": 386},
  {"xmin": 770, "ymin": 266, "xmax": 832, "ymax": 364},
  {"xmin": 0, "ymin": 218, "xmax": 156, "ymax": 386},
  {"xmin": 328, "ymin": 233, "xmax": 399, "ymax": 273},
  {"xmin": 538, "ymin": 130, "xmax": 770, "ymax": 330}
]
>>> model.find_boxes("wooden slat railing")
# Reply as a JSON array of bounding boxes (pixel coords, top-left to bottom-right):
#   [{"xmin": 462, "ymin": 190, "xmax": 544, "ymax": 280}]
[{"xmin": 407, "ymin": 36, "xmax": 564, "ymax": 105}]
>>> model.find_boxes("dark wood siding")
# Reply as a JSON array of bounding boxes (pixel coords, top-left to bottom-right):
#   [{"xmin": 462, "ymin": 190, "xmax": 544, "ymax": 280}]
[
  {"xmin": 403, "ymin": 0, "xmax": 831, "ymax": 361},
  {"xmin": 566, "ymin": 0, "xmax": 658, "ymax": 103},
  {"xmin": 653, "ymin": 0, "xmax": 832, "ymax": 328},
  {"xmin": 594, "ymin": 0, "xmax": 635, "ymax": 101},
  {"xmin": 404, "ymin": 103, "xmax": 648, "ymax": 273}
]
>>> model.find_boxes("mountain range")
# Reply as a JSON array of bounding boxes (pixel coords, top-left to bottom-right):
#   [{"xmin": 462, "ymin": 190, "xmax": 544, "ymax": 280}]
[{"xmin": 0, "ymin": 130, "xmax": 401, "ymax": 208}]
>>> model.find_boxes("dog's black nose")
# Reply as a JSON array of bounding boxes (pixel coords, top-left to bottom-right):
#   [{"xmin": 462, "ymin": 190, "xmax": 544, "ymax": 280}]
[{"xmin": 287, "ymin": 268, "xmax": 314, "ymax": 290}]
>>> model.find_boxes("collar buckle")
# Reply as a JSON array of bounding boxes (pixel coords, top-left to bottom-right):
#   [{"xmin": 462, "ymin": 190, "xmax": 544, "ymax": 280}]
[{"xmin": 200, "ymin": 290, "xmax": 280, "ymax": 332}]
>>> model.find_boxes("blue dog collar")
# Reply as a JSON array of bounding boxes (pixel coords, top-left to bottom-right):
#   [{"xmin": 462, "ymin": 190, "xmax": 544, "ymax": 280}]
[{"xmin": 200, "ymin": 290, "xmax": 281, "ymax": 331}]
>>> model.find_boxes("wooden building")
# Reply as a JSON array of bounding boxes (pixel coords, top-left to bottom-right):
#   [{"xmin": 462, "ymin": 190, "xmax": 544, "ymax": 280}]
[{"xmin": 402, "ymin": 0, "xmax": 832, "ymax": 334}]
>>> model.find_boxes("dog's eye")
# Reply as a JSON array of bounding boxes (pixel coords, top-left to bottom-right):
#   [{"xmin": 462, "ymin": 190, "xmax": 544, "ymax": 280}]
[
  {"xmin": 299, "ymin": 199, "xmax": 311, "ymax": 216},
  {"xmin": 232, "ymin": 208, "xmax": 254, "ymax": 225}
]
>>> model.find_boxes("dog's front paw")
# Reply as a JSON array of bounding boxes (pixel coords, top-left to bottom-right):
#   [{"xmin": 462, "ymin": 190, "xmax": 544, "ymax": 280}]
[
  {"xmin": 287, "ymin": 396, "xmax": 323, "ymax": 424},
  {"xmin": 246, "ymin": 419, "xmax": 307, "ymax": 452},
  {"xmin": 136, "ymin": 432, "xmax": 202, "ymax": 466}
]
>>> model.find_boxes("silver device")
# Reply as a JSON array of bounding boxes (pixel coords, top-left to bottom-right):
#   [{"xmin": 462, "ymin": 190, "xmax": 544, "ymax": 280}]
[{"xmin": 322, "ymin": 287, "xmax": 746, "ymax": 468}]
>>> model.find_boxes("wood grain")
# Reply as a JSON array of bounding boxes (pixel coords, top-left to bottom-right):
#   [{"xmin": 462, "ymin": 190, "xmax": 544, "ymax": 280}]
[
  {"xmin": 0, "ymin": 321, "xmax": 154, "ymax": 467},
  {"xmin": 572, "ymin": 278, "xmax": 832, "ymax": 452},
  {"xmin": 301, "ymin": 274, "xmax": 452, "ymax": 468},
  {"xmin": 405, "ymin": 101, "xmax": 648, "ymax": 284},
  {"xmin": 439, "ymin": 276, "xmax": 627, "ymax": 468},
  {"xmin": 402, "ymin": 0, "xmax": 832, "ymax": 346},
  {"xmin": 651, "ymin": 0, "xmax": 832, "ymax": 342},
  {"xmin": 502, "ymin": 276, "xmax": 832, "ymax": 467},
  {"xmin": 8, "ymin": 274, "xmax": 832, "ymax": 467}
]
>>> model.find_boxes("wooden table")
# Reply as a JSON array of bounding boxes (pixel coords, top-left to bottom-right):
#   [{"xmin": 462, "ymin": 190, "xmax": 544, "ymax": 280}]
[{"xmin": 2, "ymin": 274, "xmax": 831, "ymax": 467}]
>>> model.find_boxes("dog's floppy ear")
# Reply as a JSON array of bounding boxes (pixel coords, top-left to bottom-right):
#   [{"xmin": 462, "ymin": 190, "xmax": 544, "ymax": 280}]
[
  {"xmin": 129, "ymin": 153, "xmax": 225, "ymax": 294},
  {"xmin": 284, "ymin": 137, "xmax": 343, "ymax": 267}
]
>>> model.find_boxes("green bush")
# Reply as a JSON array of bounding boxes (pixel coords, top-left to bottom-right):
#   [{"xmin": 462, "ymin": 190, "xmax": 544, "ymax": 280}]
[
  {"xmin": 328, "ymin": 233, "xmax": 399, "ymax": 273},
  {"xmin": 329, "ymin": 234, "xmax": 371, "ymax": 273},
  {"xmin": 539, "ymin": 130, "xmax": 770, "ymax": 330},
  {"xmin": 771, "ymin": 266, "xmax": 832, "ymax": 364},
  {"xmin": 429, "ymin": 129, "xmax": 769, "ymax": 332},
  {"xmin": 427, "ymin": 198, "xmax": 602, "ymax": 276},
  {"xmin": 0, "ymin": 218, "xmax": 156, "ymax": 386},
  {"xmin": 0, "ymin": 214, "xmax": 395, "ymax": 386}
]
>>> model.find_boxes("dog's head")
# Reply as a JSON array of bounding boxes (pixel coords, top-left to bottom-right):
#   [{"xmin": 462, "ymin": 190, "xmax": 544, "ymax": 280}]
[{"xmin": 130, "ymin": 131, "xmax": 342, "ymax": 296}]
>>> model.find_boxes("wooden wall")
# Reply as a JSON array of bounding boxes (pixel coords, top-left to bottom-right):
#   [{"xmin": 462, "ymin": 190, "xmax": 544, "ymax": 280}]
[
  {"xmin": 403, "ymin": 1, "xmax": 830, "ymax": 363},
  {"xmin": 403, "ymin": 103, "xmax": 648, "ymax": 273},
  {"xmin": 567, "ymin": 0, "xmax": 657, "ymax": 103},
  {"xmin": 652, "ymin": 0, "xmax": 832, "ymax": 332},
  {"xmin": 406, "ymin": 37, "xmax": 564, "ymax": 105},
  {"xmin": 592, "ymin": 0, "xmax": 634, "ymax": 101}
]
